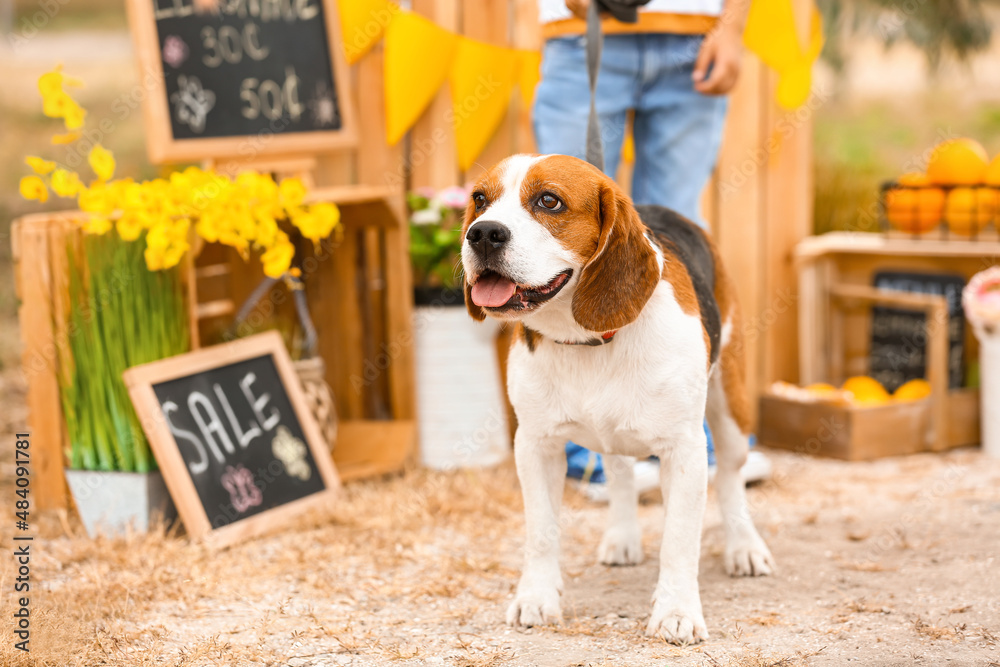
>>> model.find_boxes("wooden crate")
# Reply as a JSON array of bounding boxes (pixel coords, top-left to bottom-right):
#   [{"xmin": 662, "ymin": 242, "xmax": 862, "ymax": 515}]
[
  {"xmin": 760, "ymin": 389, "xmax": 981, "ymax": 461},
  {"xmin": 760, "ymin": 395, "xmax": 931, "ymax": 460},
  {"xmin": 13, "ymin": 205, "xmax": 415, "ymax": 511},
  {"xmin": 11, "ymin": 213, "xmax": 79, "ymax": 510},
  {"xmin": 761, "ymin": 235, "xmax": 993, "ymax": 460}
]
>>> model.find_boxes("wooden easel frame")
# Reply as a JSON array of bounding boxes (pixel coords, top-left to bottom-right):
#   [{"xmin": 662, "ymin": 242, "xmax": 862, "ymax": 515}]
[
  {"xmin": 828, "ymin": 284, "xmax": 949, "ymax": 451},
  {"xmin": 125, "ymin": 0, "xmax": 358, "ymax": 164},
  {"xmin": 123, "ymin": 331, "xmax": 341, "ymax": 548}
]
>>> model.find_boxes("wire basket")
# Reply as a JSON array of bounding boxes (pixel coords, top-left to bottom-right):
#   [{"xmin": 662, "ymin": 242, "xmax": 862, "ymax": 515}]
[{"xmin": 878, "ymin": 181, "xmax": 1000, "ymax": 241}]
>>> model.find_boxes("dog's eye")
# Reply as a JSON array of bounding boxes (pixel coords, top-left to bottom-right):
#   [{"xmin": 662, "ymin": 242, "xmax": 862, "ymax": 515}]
[
  {"xmin": 537, "ymin": 194, "xmax": 563, "ymax": 211},
  {"xmin": 473, "ymin": 193, "xmax": 487, "ymax": 210}
]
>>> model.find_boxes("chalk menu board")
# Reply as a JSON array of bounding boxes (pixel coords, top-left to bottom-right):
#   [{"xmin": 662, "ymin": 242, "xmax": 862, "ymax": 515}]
[
  {"xmin": 125, "ymin": 332, "xmax": 339, "ymax": 546},
  {"xmin": 869, "ymin": 271, "xmax": 966, "ymax": 393},
  {"xmin": 127, "ymin": 0, "xmax": 356, "ymax": 162}
]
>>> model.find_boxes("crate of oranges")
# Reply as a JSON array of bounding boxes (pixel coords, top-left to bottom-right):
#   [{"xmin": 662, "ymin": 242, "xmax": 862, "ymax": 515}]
[
  {"xmin": 759, "ymin": 376, "xmax": 936, "ymax": 460},
  {"xmin": 881, "ymin": 138, "xmax": 1000, "ymax": 239}
]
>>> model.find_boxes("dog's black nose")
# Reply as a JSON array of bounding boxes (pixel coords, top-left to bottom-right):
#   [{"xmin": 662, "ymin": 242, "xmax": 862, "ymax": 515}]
[{"xmin": 466, "ymin": 220, "xmax": 510, "ymax": 258}]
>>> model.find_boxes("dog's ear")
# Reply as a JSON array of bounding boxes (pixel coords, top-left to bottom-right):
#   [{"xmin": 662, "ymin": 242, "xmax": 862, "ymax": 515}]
[
  {"xmin": 461, "ymin": 199, "xmax": 487, "ymax": 322},
  {"xmin": 571, "ymin": 178, "xmax": 659, "ymax": 332}
]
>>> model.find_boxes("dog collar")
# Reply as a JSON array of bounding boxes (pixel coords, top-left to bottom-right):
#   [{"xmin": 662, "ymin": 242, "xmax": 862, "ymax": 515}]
[{"xmin": 554, "ymin": 330, "xmax": 617, "ymax": 346}]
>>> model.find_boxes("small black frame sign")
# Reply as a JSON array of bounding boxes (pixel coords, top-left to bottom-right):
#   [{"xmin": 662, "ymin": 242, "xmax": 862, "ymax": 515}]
[
  {"xmin": 869, "ymin": 270, "xmax": 966, "ymax": 393},
  {"xmin": 125, "ymin": 332, "xmax": 340, "ymax": 546},
  {"xmin": 126, "ymin": 0, "xmax": 356, "ymax": 162}
]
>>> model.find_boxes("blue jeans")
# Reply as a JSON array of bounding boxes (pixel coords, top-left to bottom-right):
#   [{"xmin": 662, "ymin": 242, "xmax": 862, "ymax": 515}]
[
  {"xmin": 533, "ymin": 33, "xmax": 727, "ymax": 223},
  {"xmin": 533, "ymin": 33, "xmax": 730, "ymax": 475}
]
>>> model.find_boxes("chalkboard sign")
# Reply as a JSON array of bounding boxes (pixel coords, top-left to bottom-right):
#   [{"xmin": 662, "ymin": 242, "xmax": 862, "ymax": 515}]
[
  {"xmin": 124, "ymin": 332, "xmax": 340, "ymax": 546},
  {"xmin": 869, "ymin": 271, "xmax": 966, "ymax": 393},
  {"xmin": 126, "ymin": 0, "xmax": 356, "ymax": 163}
]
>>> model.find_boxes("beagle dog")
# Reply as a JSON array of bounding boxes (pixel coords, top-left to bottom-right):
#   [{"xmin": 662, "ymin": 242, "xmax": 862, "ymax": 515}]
[{"xmin": 460, "ymin": 154, "xmax": 774, "ymax": 645}]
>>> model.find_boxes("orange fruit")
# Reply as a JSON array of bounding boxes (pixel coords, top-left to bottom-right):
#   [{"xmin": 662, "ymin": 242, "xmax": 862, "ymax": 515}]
[
  {"xmin": 944, "ymin": 187, "xmax": 995, "ymax": 235},
  {"xmin": 842, "ymin": 376, "xmax": 891, "ymax": 406},
  {"xmin": 985, "ymin": 153, "xmax": 1000, "ymax": 185},
  {"xmin": 926, "ymin": 138, "xmax": 989, "ymax": 185},
  {"xmin": 983, "ymin": 154, "xmax": 1000, "ymax": 213},
  {"xmin": 885, "ymin": 173, "xmax": 945, "ymax": 234},
  {"xmin": 893, "ymin": 379, "xmax": 932, "ymax": 402},
  {"xmin": 805, "ymin": 382, "xmax": 838, "ymax": 394}
]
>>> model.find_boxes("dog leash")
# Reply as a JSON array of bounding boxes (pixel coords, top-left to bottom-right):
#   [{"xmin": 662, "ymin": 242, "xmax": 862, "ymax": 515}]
[
  {"xmin": 584, "ymin": 1, "xmax": 649, "ymax": 171},
  {"xmin": 584, "ymin": 0, "xmax": 605, "ymax": 172}
]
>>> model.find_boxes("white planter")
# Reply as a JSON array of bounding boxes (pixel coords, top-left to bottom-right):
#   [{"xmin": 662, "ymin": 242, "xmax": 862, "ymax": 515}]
[
  {"xmin": 963, "ymin": 268, "xmax": 1000, "ymax": 458},
  {"xmin": 413, "ymin": 303, "xmax": 510, "ymax": 470},
  {"xmin": 65, "ymin": 469, "xmax": 177, "ymax": 538},
  {"xmin": 977, "ymin": 335, "xmax": 1000, "ymax": 458}
]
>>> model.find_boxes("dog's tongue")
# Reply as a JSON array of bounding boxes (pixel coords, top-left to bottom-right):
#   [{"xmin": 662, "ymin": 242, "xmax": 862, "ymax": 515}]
[{"xmin": 471, "ymin": 274, "xmax": 517, "ymax": 307}]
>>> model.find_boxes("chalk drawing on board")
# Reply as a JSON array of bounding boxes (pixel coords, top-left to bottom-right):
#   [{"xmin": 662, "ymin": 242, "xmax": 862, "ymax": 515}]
[
  {"xmin": 170, "ymin": 74, "xmax": 216, "ymax": 133},
  {"xmin": 272, "ymin": 426, "xmax": 312, "ymax": 481},
  {"xmin": 162, "ymin": 35, "xmax": 189, "ymax": 68},
  {"xmin": 308, "ymin": 80, "xmax": 338, "ymax": 128}
]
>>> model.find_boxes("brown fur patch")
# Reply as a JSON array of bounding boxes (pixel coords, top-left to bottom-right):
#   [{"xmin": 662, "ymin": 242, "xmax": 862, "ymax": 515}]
[
  {"xmin": 568, "ymin": 167, "xmax": 660, "ymax": 332},
  {"xmin": 511, "ymin": 323, "xmax": 543, "ymax": 353},
  {"xmin": 658, "ymin": 242, "xmax": 713, "ymax": 370},
  {"xmin": 710, "ymin": 242, "xmax": 753, "ymax": 434},
  {"xmin": 519, "ymin": 155, "xmax": 603, "ymax": 263}
]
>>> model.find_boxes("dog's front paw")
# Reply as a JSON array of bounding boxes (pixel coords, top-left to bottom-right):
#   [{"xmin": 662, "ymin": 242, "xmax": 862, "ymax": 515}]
[
  {"xmin": 725, "ymin": 533, "xmax": 774, "ymax": 577},
  {"xmin": 646, "ymin": 601, "xmax": 708, "ymax": 645},
  {"xmin": 598, "ymin": 526, "xmax": 643, "ymax": 566},
  {"xmin": 506, "ymin": 587, "xmax": 561, "ymax": 627}
]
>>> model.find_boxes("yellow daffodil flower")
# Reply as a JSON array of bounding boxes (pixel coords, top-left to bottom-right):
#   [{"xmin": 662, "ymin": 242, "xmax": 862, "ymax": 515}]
[
  {"xmin": 88, "ymin": 144, "xmax": 115, "ymax": 181},
  {"xmin": 81, "ymin": 216, "xmax": 112, "ymax": 235},
  {"xmin": 116, "ymin": 213, "xmax": 144, "ymax": 241},
  {"xmin": 26, "ymin": 156, "xmax": 56, "ymax": 175},
  {"xmin": 261, "ymin": 238, "xmax": 296, "ymax": 278},
  {"xmin": 50, "ymin": 169, "xmax": 84, "ymax": 198},
  {"xmin": 79, "ymin": 183, "xmax": 114, "ymax": 215},
  {"xmin": 19, "ymin": 175, "xmax": 49, "ymax": 203},
  {"xmin": 278, "ymin": 178, "xmax": 307, "ymax": 208},
  {"xmin": 38, "ymin": 69, "xmax": 64, "ymax": 97}
]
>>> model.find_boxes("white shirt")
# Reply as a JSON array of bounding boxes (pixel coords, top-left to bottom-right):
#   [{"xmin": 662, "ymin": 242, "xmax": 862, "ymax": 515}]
[{"xmin": 537, "ymin": 0, "xmax": 724, "ymax": 23}]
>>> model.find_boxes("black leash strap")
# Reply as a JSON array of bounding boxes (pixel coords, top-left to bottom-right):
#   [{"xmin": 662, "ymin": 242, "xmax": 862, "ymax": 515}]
[{"xmin": 585, "ymin": 0, "xmax": 605, "ymax": 172}]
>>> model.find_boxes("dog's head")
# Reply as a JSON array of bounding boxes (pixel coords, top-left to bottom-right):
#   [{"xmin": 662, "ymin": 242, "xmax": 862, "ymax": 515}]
[{"xmin": 461, "ymin": 154, "xmax": 659, "ymax": 336}]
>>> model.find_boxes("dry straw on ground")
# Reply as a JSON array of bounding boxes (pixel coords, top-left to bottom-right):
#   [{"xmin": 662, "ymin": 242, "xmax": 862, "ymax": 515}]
[{"xmin": 1, "ymin": 402, "xmax": 1000, "ymax": 667}]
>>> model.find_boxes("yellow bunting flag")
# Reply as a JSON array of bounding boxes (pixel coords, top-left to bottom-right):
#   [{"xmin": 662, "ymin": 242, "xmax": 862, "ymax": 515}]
[
  {"xmin": 516, "ymin": 50, "xmax": 542, "ymax": 109},
  {"xmin": 743, "ymin": 0, "xmax": 824, "ymax": 109},
  {"xmin": 338, "ymin": 0, "xmax": 400, "ymax": 65},
  {"xmin": 450, "ymin": 38, "xmax": 518, "ymax": 171},
  {"xmin": 384, "ymin": 12, "xmax": 459, "ymax": 145}
]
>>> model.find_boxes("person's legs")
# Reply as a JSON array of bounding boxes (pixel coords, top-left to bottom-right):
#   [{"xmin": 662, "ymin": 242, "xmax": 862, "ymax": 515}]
[
  {"xmin": 533, "ymin": 34, "xmax": 640, "ymax": 174},
  {"xmin": 629, "ymin": 34, "xmax": 728, "ymax": 221},
  {"xmin": 629, "ymin": 34, "xmax": 740, "ymax": 475}
]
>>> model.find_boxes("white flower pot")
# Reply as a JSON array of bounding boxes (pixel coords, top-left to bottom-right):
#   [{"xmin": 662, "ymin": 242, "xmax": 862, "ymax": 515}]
[
  {"xmin": 65, "ymin": 469, "xmax": 177, "ymax": 538},
  {"xmin": 413, "ymin": 301, "xmax": 510, "ymax": 470}
]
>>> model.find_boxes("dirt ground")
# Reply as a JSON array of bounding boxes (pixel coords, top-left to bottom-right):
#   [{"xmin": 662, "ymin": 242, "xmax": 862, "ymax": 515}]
[{"xmin": 0, "ymin": 362, "xmax": 998, "ymax": 667}]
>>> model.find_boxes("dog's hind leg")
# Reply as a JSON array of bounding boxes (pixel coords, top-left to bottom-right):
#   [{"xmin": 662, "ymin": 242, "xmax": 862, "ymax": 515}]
[
  {"xmin": 598, "ymin": 454, "xmax": 643, "ymax": 565},
  {"xmin": 507, "ymin": 430, "xmax": 567, "ymax": 627},
  {"xmin": 706, "ymin": 316, "xmax": 775, "ymax": 577}
]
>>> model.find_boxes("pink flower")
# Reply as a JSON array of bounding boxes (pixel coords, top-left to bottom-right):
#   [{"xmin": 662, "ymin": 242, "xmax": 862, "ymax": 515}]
[
  {"xmin": 964, "ymin": 266, "xmax": 1000, "ymax": 327},
  {"xmin": 438, "ymin": 185, "xmax": 469, "ymax": 210}
]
